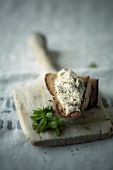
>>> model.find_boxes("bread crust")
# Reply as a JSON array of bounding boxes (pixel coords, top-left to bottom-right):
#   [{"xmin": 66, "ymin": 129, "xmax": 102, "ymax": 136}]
[
  {"xmin": 87, "ymin": 79, "xmax": 98, "ymax": 109},
  {"xmin": 45, "ymin": 73, "xmax": 91, "ymax": 119}
]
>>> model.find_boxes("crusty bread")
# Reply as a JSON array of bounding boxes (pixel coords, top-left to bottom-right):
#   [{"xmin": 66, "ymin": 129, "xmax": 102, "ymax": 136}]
[
  {"xmin": 45, "ymin": 73, "xmax": 91, "ymax": 119},
  {"xmin": 87, "ymin": 78, "xmax": 98, "ymax": 110}
]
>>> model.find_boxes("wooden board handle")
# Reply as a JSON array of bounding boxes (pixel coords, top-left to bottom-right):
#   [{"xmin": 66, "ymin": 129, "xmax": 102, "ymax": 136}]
[{"xmin": 28, "ymin": 33, "xmax": 56, "ymax": 73}]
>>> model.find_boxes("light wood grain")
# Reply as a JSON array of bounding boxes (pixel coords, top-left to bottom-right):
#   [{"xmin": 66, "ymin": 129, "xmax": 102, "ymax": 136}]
[
  {"xmin": 13, "ymin": 74, "xmax": 113, "ymax": 146},
  {"xmin": 28, "ymin": 33, "xmax": 56, "ymax": 73},
  {"xmin": 13, "ymin": 33, "xmax": 113, "ymax": 146}
]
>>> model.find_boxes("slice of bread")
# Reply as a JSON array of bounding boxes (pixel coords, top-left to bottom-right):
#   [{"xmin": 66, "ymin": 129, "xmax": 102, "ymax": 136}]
[
  {"xmin": 87, "ymin": 78, "xmax": 98, "ymax": 110},
  {"xmin": 45, "ymin": 73, "xmax": 91, "ymax": 119}
]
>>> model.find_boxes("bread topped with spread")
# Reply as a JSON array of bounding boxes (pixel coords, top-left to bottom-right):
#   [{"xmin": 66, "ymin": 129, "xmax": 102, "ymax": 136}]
[{"xmin": 45, "ymin": 69, "xmax": 98, "ymax": 119}]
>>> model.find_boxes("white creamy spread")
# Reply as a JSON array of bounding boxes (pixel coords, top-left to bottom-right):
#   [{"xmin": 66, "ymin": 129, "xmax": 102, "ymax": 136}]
[{"xmin": 55, "ymin": 69, "xmax": 85, "ymax": 115}]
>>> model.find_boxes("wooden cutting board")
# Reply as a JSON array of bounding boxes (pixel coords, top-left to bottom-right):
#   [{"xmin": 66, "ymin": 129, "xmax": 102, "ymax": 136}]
[{"xmin": 13, "ymin": 33, "xmax": 113, "ymax": 146}]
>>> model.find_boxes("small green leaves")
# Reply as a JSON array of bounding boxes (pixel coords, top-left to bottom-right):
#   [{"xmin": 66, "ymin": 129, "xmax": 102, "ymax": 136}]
[
  {"xmin": 38, "ymin": 117, "xmax": 48, "ymax": 133},
  {"xmin": 46, "ymin": 112, "xmax": 52, "ymax": 119},
  {"xmin": 31, "ymin": 106, "xmax": 113, "ymax": 136},
  {"xmin": 56, "ymin": 128, "xmax": 61, "ymax": 136},
  {"xmin": 89, "ymin": 62, "xmax": 97, "ymax": 68},
  {"xmin": 43, "ymin": 105, "xmax": 53, "ymax": 112},
  {"xmin": 30, "ymin": 106, "xmax": 63, "ymax": 136},
  {"xmin": 48, "ymin": 121, "xmax": 57, "ymax": 129}
]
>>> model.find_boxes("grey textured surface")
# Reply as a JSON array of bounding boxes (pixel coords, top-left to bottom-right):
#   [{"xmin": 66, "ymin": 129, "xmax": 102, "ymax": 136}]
[
  {"xmin": 0, "ymin": 0, "xmax": 113, "ymax": 170},
  {"xmin": 0, "ymin": 0, "xmax": 113, "ymax": 72}
]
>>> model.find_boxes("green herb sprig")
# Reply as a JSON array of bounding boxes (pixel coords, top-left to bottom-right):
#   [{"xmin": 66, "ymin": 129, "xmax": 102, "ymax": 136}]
[
  {"xmin": 89, "ymin": 62, "xmax": 97, "ymax": 68},
  {"xmin": 30, "ymin": 106, "xmax": 62, "ymax": 136},
  {"xmin": 30, "ymin": 106, "xmax": 113, "ymax": 136}
]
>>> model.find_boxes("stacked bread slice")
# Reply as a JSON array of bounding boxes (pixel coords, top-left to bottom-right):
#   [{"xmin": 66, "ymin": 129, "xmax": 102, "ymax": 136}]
[{"xmin": 45, "ymin": 71, "xmax": 98, "ymax": 119}]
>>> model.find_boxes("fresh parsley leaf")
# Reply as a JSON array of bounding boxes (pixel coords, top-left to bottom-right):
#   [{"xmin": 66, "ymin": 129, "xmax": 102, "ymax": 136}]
[
  {"xmin": 43, "ymin": 106, "xmax": 53, "ymax": 113},
  {"xmin": 37, "ymin": 117, "xmax": 47, "ymax": 133},
  {"xmin": 49, "ymin": 121, "xmax": 58, "ymax": 129},
  {"xmin": 30, "ymin": 106, "xmax": 113, "ymax": 136},
  {"xmin": 89, "ymin": 62, "xmax": 97, "ymax": 68},
  {"xmin": 30, "ymin": 106, "xmax": 63, "ymax": 136},
  {"xmin": 56, "ymin": 128, "xmax": 61, "ymax": 136},
  {"xmin": 32, "ymin": 123, "xmax": 37, "ymax": 130},
  {"xmin": 46, "ymin": 112, "xmax": 52, "ymax": 119},
  {"xmin": 31, "ymin": 114, "xmax": 43, "ymax": 121}
]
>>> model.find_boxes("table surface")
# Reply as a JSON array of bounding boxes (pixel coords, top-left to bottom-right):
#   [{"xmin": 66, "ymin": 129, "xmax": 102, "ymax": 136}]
[{"xmin": 0, "ymin": 0, "xmax": 113, "ymax": 170}]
